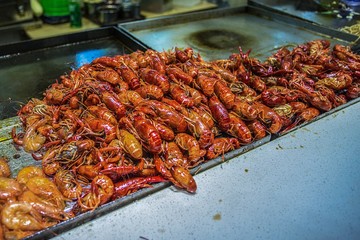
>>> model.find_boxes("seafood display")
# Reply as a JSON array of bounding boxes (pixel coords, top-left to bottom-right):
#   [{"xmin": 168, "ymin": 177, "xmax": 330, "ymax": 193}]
[
  {"xmin": 0, "ymin": 157, "xmax": 71, "ymax": 239},
  {"xmin": 4, "ymin": 39, "xmax": 360, "ymax": 238}
]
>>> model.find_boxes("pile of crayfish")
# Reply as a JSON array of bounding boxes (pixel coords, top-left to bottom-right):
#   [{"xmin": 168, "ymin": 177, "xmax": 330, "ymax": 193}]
[
  {"xmin": 0, "ymin": 157, "xmax": 72, "ymax": 239},
  {"xmin": 11, "ymin": 40, "xmax": 360, "ymax": 216}
]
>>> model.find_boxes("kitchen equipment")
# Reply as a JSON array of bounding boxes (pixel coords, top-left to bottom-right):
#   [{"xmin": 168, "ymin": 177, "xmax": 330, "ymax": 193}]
[
  {"xmin": 119, "ymin": 6, "xmax": 356, "ymax": 61},
  {"xmin": 40, "ymin": 0, "xmax": 70, "ymax": 24},
  {"xmin": 140, "ymin": 0, "xmax": 173, "ymax": 13},
  {"xmin": 69, "ymin": 0, "xmax": 82, "ymax": 27},
  {"xmin": 0, "ymin": 0, "xmax": 34, "ymax": 27},
  {"xmin": 96, "ymin": 4, "xmax": 121, "ymax": 24},
  {"xmin": 84, "ymin": 0, "xmax": 104, "ymax": 19}
]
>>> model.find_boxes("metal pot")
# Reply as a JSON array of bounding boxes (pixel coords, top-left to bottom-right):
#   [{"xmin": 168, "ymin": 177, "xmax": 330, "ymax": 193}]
[{"xmin": 96, "ymin": 4, "xmax": 120, "ymax": 25}]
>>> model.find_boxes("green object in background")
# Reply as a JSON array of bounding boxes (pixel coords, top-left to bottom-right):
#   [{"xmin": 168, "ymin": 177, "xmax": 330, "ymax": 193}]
[
  {"xmin": 40, "ymin": 0, "xmax": 70, "ymax": 17},
  {"xmin": 314, "ymin": 0, "xmax": 340, "ymax": 11},
  {"xmin": 69, "ymin": 0, "xmax": 82, "ymax": 28}
]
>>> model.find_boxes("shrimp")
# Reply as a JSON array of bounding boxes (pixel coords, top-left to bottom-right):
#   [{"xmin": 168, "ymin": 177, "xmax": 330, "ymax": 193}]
[
  {"xmin": 19, "ymin": 190, "xmax": 70, "ymax": 221},
  {"xmin": 16, "ymin": 165, "xmax": 45, "ymax": 185},
  {"xmin": 25, "ymin": 176, "xmax": 67, "ymax": 209},
  {"xmin": 0, "ymin": 177, "xmax": 22, "ymax": 202},
  {"xmin": 1, "ymin": 201, "xmax": 54, "ymax": 231}
]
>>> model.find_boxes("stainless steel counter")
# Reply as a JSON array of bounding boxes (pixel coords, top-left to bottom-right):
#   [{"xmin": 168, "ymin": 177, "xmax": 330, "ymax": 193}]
[
  {"xmin": 249, "ymin": 0, "xmax": 360, "ymax": 30},
  {"xmin": 0, "ymin": 5, "xmax": 359, "ymax": 239},
  {"xmin": 53, "ymin": 100, "xmax": 360, "ymax": 240}
]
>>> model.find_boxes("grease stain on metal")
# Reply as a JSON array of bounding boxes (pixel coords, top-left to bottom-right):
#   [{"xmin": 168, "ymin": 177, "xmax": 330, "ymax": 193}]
[
  {"xmin": 188, "ymin": 29, "xmax": 254, "ymax": 51},
  {"xmin": 213, "ymin": 213, "xmax": 221, "ymax": 221}
]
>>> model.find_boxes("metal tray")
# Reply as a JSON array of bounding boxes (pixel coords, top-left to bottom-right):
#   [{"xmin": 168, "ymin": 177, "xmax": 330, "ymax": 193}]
[
  {"xmin": 248, "ymin": 0, "xmax": 360, "ymax": 35},
  {"xmin": 0, "ymin": 27, "xmax": 147, "ymax": 121},
  {"xmin": 118, "ymin": 6, "xmax": 357, "ymax": 62}
]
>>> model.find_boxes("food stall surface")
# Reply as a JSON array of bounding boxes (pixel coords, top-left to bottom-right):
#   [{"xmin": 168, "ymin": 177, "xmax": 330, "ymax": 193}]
[
  {"xmin": 120, "ymin": 6, "xmax": 354, "ymax": 62},
  {"xmin": 51, "ymin": 100, "xmax": 360, "ymax": 240},
  {"xmin": 249, "ymin": 0, "xmax": 360, "ymax": 30},
  {"xmin": 0, "ymin": 4, "xmax": 359, "ymax": 239}
]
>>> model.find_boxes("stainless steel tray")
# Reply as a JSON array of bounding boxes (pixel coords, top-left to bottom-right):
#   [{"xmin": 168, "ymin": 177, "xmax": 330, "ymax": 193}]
[
  {"xmin": 248, "ymin": 0, "xmax": 360, "ymax": 35},
  {"xmin": 0, "ymin": 27, "xmax": 147, "ymax": 121},
  {"xmin": 119, "ymin": 6, "xmax": 357, "ymax": 61}
]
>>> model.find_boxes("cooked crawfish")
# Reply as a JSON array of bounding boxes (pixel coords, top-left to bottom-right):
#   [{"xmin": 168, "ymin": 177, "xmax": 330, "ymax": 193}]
[
  {"xmin": 175, "ymin": 47, "xmax": 193, "ymax": 63},
  {"xmin": 316, "ymin": 71, "xmax": 352, "ymax": 91},
  {"xmin": 232, "ymin": 97, "xmax": 258, "ymax": 120},
  {"xmin": 155, "ymin": 153, "xmax": 196, "ymax": 193},
  {"xmin": 140, "ymin": 68, "xmax": 170, "ymax": 93},
  {"xmin": 282, "ymin": 107, "xmax": 320, "ymax": 132},
  {"xmin": 87, "ymin": 105, "xmax": 117, "ymax": 125},
  {"xmin": 164, "ymin": 141, "xmax": 188, "ymax": 168},
  {"xmin": 150, "ymin": 120, "xmax": 175, "ymax": 141},
  {"xmin": 193, "ymin": 105, "xmax": 215, "ymax": 130},
  {"xmin": 346, "ymin": 82, "xmax": 360, "ymax": 99},
  {"xmin": 261, "ymin": 86, "xmax": 303, "ymax": 107},
  {"xmin": 180, "ymin": 83, "xmax": 207, "ymax": 106},
  {"xmin": 206, "ymin": 137, "xmax": 240, "ymax": 160},
  {"xmin": 54, "ymin": 169, "xmax": 82, "ymax": 200},
  {"xmin": 19, "ymin": 190, "xmax": 70, "ymax": 221},
  {"xmin": 175, "ymin": 133, "xmax": 206, "ymax": 165},
  {"xmin": 112, "ymin": 176, "xmax": 166, "ymax": 200},
  {"xmin": 117, "ymin": 90, "xmax": 144, "ymax": 107},
  {"xmin": 195, "ymin": 74, "xmax": 217, "ymax": 97},
  {"xmin": 185, "ymin": 108, "xmax": 214, "ymax": 149},
  {"xmin": 117, "ymin": 129, "xmax": 143, "ymax": 160},
  {"xmin": 208, "ymin": 95, "xmax": 231, "ymax": 132},
  {"xmin": 214, "ymin": 80, "xmax": 235, "ymax": 109},
  {"xmin": 246, "ymin": 120, "xmax": 267, "ymax": 140},
  {"xmin": 12, "ymin": 118, "xmax": 47, "ymax": 153},
  {"xmin": 93, "ymin": 68, "xmax": 122, "ymax": 85},
  {"xmin": 252, "ymin": 102, "xmax": 283, "ymax": 134},
  {"xmin": 78, "ymin": 174, "xmax": 114, "ymax": 211},
  {"xmin": 100, "ymin": 90, "xmax": 127, "ymax": 119},
  {"xmin": 171, "ymin": 166, "xmax": 197, "ymax": 193},
  {"xmin": 146, "ymin": 49, "xmax": 167, "ymax": 74},
  {"xmin": 85, "ymin": 117, "xmax": 117, "ymax": 143},
  {"xmin": 166, "ymin": 65, "xmax": 193, "ymax": 85},
  {"xmin": 169, "ymin": 82, "xmax": 194, "ymax": 107},
  {"xmin": 227, "ymin": 112, "xmax": 252, "ymax": 144},
  {"xmin": 138, "ymin": 100, "xmax": 188, "ymax": 133},
  {"xmin": 118, "ymin": 63, "xmax": 140, "ymax": 89},
  {"xmin": 135, "ymin": 84, "xmax": 164, "ymax": 100},
  {"xmin": 122, "ymin": 112, "xmax": 162, "ymax": 154},
  {"xmin": 100, "ymin": 158, "xmax": 144, "ymax": 181}
]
